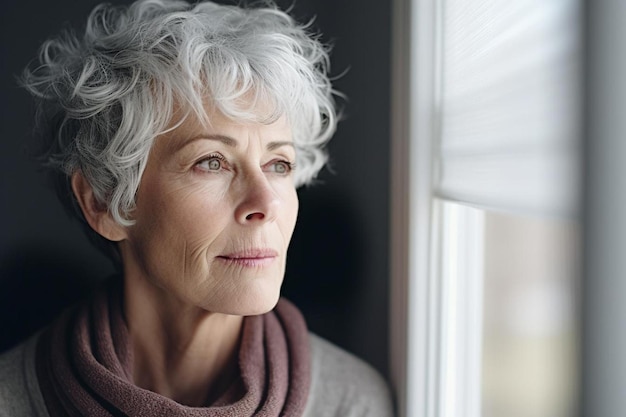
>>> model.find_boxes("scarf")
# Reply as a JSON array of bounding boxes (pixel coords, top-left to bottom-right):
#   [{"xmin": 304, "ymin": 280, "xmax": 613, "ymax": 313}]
[{"xmin": 35, "ymin": 281, "xmax": 311, "ymax": 416}]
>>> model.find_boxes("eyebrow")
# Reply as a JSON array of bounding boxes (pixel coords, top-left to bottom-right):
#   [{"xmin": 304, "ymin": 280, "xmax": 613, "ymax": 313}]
[{"xmin": 180, "ymin": 134, "xmax": 294, "ymax": 151}]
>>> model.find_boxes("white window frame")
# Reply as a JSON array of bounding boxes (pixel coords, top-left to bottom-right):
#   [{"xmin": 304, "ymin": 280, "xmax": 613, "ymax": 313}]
[
  {"xmin": 390, "ymin": 1, "xmax": 583, "ymax": 416},
  {"xmin": 389, "ymin": 0, "xmax": 438, "ymax": 416},
  {"xmin": 437, "ymin": 200, "xmax": 484, "ymax": 417}
]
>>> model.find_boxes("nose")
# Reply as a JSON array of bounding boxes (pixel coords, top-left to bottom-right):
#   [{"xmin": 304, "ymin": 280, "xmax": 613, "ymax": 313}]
[{"xmin": 234, "ymin": 172, "xmax": 280, "ymax": 225}]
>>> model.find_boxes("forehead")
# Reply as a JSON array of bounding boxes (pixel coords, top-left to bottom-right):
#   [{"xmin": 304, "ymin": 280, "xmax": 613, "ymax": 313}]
[{"xmin": 155, "ymin": 106, "xmax": 293, "ymax": 153}]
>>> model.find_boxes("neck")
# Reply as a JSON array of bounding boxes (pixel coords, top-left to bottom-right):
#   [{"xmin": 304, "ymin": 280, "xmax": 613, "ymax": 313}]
[{"xmin": 122, "ymin": 274, "xmax": 244, "ymax": 407}]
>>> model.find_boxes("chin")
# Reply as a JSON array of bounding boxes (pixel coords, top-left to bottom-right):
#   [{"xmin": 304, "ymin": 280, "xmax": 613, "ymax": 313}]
[
  {"xmin": 241, "ymin": 294, "xmax": 281, "ymax": 316},
  {"xmin": 205, "ymin": 284, "xmax": 282, "ymax": 317}
]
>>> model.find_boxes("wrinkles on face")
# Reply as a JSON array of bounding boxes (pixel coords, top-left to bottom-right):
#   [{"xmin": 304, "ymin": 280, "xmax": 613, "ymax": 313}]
[{"xmin": 119, "ymin": 107, "xmax": 298, "ymax": 316}]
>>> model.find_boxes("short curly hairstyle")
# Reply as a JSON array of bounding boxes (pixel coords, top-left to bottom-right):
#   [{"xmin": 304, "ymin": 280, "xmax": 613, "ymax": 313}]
[{"xmin": 22, "ymin": 0, "xmax": 338, "ymax": 238}]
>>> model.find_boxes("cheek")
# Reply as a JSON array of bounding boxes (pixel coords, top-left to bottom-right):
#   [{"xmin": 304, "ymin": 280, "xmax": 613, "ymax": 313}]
[
  {"xmin": 283, "ymin": 187, "xmax": 299, "ymax": 238},
  {"xmin": 142, "ymin": 178, "xmax": 225, "ymax": 227},
  {"xmin": 131, "ymin": 182, "xmax": 224, "ymax": 258}
]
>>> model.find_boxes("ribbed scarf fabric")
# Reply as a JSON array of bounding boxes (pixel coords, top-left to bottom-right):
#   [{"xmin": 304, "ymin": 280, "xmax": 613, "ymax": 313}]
[{"xmin": 35, "ymin": 282, "xmax": 311, "ymax": 416}]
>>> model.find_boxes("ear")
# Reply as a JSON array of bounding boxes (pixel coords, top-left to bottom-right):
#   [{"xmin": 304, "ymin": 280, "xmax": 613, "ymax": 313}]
[{"xmin": 71, "ymin": 171, "xmax": 127, "ymax": 242}]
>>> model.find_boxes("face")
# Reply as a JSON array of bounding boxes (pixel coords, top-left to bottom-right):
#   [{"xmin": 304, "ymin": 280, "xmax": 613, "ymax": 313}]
[{"xmin": 117, "ymin": 107, "xmax": 299, "ymax": 316}]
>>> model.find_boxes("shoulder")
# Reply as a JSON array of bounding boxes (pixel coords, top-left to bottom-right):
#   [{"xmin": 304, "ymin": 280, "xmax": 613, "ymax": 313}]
[
  {"xmin": 304, "ymin": 333, "xmax": 395, "ymax": 417},
  {"xmin": 0, "ymin": 334, "xmax": 49, "ymax": 417}
]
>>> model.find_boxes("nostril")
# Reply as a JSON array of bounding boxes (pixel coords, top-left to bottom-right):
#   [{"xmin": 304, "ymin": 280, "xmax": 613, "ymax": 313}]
[{"xmin": 246, "ymin": 212, "xmax": 265, "ymax": 221}]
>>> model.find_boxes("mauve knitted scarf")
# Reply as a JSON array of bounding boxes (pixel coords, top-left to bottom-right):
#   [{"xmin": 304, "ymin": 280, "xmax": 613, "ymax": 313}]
[{"xmin": 35, "ymin": 282, "xmax": 311, "ymax": 416}]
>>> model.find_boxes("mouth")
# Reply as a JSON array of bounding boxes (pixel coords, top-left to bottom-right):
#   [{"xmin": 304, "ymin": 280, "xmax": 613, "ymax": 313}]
[{"xmin": 216, "ymin": 249, "xmax": 279, "ymax": 267}]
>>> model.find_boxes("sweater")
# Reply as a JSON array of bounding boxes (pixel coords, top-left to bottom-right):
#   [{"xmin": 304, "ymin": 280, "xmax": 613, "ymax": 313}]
[{"xmin": 0, "ymin": 332, "xmax": 394, "ymax": 417}]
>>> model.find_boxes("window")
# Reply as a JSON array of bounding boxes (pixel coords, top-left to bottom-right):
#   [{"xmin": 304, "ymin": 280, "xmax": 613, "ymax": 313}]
[{"xmin": 390, "ymin": 1, "xmax": 582, "ymax": 416}]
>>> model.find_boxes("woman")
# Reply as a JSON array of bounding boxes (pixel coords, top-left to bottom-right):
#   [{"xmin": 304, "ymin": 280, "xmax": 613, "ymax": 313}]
[{"xmin": 0, "ymin": 0, "xmax": 393, "ymax": 415}]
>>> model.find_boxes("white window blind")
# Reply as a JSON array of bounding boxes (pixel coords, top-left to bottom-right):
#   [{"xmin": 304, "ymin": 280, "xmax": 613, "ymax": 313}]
[{"xmin": 435, "ymin": 0, "xmax": 582, "ymax": 217}]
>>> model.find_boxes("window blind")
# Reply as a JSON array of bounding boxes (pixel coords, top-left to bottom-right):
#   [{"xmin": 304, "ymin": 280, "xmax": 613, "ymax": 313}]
[{"xmin": 435, "ymin": 0, "xmax": 582, "ymax": 217}]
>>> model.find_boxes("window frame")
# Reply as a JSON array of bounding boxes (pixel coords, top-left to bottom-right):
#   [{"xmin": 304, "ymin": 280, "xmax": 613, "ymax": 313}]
[
  {"xmin": 390, "ymin": 0, "xmax": 584, "ymax": 416},
  {"xmin": 389, "ymin": 0, "xmax": 439, "ymax": 415}
]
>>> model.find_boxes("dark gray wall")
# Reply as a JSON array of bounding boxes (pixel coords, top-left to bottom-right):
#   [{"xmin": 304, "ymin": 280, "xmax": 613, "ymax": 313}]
[
  {"xmin": 0, "ymin": 0, "xmax": 391, "ymax": 377},
  {"xmin": 582, "ymin": 1, "xmax": 626, "ymax": 415}
]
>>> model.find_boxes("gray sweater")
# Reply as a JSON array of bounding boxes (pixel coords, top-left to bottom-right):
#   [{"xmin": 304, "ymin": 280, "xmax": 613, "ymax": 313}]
[{"xmin": 0, "ymin": 333, "xmax": 394, "ymax": 417}]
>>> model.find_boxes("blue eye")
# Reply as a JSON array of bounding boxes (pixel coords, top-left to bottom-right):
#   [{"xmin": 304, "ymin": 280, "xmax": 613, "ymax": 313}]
[
  {"xmin": 207, "ymin": 158, "xmax": 221, "ymax": 170},
  {"xmin": 269, "ymin": 160, "xmax": 294, "ymax": 174},
  {"xmin": 196, "ymin": 154, "xmax": 225, "ymax": 172}
]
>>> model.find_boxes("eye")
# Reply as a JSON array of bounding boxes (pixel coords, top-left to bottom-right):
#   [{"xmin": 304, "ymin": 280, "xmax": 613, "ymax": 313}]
[
  {"xmin": 267, "ymin": 160, "xmax": 294, "ymax": 175},
  {"xmin": 196, "ymin": 154, "xmax": 226, "ymax": 172}
]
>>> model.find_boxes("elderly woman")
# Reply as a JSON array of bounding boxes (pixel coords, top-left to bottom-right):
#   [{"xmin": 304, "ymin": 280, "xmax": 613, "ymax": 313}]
[{"xmin": 0, "ymin": 0, "xmax": 393, "ymax": 415}]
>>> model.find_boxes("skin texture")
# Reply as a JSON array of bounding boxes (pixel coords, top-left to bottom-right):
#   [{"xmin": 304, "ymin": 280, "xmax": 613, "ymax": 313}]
[
  {"xmin": 121, "ymin": 109, "xmax": 299, "ymax": 317},
  {"xmin": 71, "ymin": 106, "xmax": 299, "ymax": 406}
]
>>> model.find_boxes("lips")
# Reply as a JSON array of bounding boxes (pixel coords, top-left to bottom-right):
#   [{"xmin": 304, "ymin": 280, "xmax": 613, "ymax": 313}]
[{"xmin": 217, "ymin": 249, "xmax": 278, "ymax": 267}]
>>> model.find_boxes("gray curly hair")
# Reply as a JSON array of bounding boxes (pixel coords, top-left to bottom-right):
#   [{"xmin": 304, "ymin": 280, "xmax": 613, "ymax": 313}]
[{"xmin": 22, "ymin": 0, "xmax": 338, "ymax": 235}]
